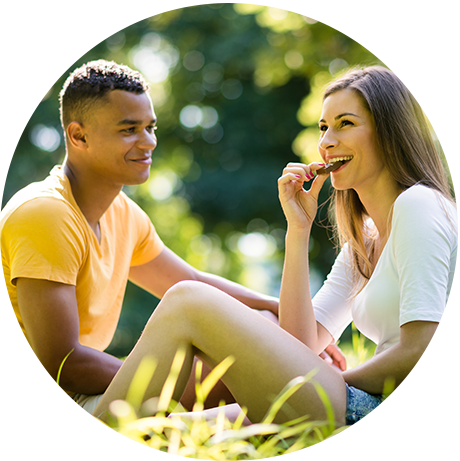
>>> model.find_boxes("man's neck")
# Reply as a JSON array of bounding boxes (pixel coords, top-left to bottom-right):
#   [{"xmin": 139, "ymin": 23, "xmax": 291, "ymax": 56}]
[{"xmin": 63, "ymin": 162, "xmax": 122, "ymax": 235}]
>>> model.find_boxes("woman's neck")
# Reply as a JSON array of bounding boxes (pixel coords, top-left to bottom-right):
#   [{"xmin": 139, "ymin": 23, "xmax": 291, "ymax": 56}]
[{"xmin": 356, "ymin": 179, "xmax": 403, "ymax": 242}]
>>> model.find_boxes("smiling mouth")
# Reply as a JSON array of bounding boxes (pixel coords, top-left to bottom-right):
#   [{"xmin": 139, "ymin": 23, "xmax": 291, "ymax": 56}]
[
  {"xmin": 315, "ymin": 156, "xmax": 353, "ymax": 175},
  {"xmin": 130, "ymin": 157, "xmax": 152, "ymax": 164},
  {"xmin": 329, "ymin": 156, "xmax": 353, "ymax": 164}
]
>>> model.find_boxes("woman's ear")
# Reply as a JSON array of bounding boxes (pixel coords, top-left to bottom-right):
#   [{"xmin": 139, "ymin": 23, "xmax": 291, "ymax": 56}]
[{"xmin": 67, "ymin": 122, "xmax": 87, "ymax": 150}]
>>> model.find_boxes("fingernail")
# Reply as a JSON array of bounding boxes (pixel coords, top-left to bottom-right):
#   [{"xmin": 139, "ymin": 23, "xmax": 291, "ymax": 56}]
[{"xmin": 295, "ymin": 174, "xmax": 302, "ymax": 178}]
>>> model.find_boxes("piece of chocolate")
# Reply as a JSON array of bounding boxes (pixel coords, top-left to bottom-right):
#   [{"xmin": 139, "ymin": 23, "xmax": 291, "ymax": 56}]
[{"xmin": 314, "ymin": 160, "xmax": 345, "ymax": 175}]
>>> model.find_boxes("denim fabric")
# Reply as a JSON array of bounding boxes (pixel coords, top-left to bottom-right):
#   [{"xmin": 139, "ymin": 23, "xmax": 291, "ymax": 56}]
[{"xmin": 346, "ymin": 384, "xmax": 458, "ymax": 451}]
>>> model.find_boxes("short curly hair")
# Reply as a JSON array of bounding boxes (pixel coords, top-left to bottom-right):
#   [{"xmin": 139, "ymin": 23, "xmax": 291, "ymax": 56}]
[{"xmin": 59, "ymin": 59, "xmax": 150, "ymax": 129}]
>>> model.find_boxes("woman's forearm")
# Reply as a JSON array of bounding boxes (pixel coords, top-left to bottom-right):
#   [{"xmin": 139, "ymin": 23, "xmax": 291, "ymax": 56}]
[
  {"xmin": 279, "ymin": 227, "xmax": 321, "ymax": 352},
  {"xmin": 342, "ymin": 343, "xmax": 422, "ymax": 395}
]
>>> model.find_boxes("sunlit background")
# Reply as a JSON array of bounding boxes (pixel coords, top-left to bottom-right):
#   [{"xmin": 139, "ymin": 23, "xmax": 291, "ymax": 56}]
[{"xmin": 3, "ymin": 3, "xmax": 385, "ymax": 356}]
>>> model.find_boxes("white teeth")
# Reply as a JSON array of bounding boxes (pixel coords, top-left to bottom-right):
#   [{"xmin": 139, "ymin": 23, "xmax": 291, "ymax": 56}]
[{"xmin": 329, "ymin": 156, "xmax": 353, "ymax": 163}]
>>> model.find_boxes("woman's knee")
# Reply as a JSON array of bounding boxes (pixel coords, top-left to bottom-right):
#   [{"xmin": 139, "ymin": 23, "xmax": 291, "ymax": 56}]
[
  {"xmin": 148, "ymin": 280, "xmax": 213, "ymax": 326},
  {"xmin": 165, "ymin": 279, "xmax": 209, "ymax": 300},
  {"xmin": 163, "ymin": 280, "xmax": 213, "ymax": 312}
]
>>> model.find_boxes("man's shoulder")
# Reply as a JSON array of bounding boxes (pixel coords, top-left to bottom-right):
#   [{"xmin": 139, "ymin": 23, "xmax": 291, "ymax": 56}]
[{"xmin": 1, "ymin": 174, "xmax": 80, "ymax": 233}]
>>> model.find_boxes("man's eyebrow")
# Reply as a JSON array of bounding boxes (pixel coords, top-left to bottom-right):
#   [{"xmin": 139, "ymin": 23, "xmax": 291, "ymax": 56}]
[
  {"xmin": 319, "ymin": 113, "xmax": 360, "ymax": 124},
  {"xmin": 117, "ymin": 118, "xmax": 157, "ymax": 126}
]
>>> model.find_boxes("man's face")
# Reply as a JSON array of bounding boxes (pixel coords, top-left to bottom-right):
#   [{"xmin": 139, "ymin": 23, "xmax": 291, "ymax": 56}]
[{"xmin": 81, "ymin": 90, "xmax": 157, "ymax": 187}]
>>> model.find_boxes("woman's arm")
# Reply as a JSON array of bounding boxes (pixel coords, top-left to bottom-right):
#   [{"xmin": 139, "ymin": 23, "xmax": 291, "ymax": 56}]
[
  {"xmin": 345, "ymin": 188, "xmax": 455, "ymax": 395},
  {"xmin": 277, "ymin": 162, "xmax": 331, "ymax": 353},
  {"xmin": 280, "ymin": 228, "xmax": 333, "ymax": 353},
  {"xmin": 342, "ymin": 321, "xmax": 438, "ymax": 394}
]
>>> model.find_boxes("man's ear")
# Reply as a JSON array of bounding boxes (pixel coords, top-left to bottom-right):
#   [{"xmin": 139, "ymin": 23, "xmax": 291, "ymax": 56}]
[{"xmin": 67, "ymin": 122, "xmax": 88, "ymax": 150}]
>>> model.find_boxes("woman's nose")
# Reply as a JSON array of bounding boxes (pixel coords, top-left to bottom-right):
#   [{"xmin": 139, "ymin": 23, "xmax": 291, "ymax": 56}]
[{"xmin": 318, "ymin": 130, "xmax": 338, "ymax": 151}]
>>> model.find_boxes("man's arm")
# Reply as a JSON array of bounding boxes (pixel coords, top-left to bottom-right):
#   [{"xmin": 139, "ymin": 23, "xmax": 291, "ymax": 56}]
[
  {"xmin": 16, "ymin": 278, "xmax": 122, "ymax": 395},
  {"xmin": 129, "ymin": 247, "xmax": 348, "ymax": 369},
  {"xmin": 128, "ymin": 246, "xmax": 279, "ymax": 314}
]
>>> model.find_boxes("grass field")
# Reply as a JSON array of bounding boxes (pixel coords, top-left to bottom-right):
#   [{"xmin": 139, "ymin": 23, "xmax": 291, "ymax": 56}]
[{"xmin": 0, "ymin": 335, "xmax": 458, "ymax": 461}]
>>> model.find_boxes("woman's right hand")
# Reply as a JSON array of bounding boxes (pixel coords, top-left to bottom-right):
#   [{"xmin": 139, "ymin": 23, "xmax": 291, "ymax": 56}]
[{"xmin": 278, "ymin": 162, "xmax": 329, "ymax": 231}]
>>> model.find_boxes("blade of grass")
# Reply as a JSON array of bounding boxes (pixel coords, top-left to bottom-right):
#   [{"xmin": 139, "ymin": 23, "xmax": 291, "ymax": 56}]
[
  {"xmin": 53, "ymin": 349, "xmax": 74, "ymax": 438},
  {"xmin": 262, "ymin": 369, "xmax": 318, "ymax": 424},
  {"xmin": 158, "ymin": 346, "xmax": 187, "ymax": 413},
  {"xmin": 54, "ymin": 349, "xmax": 74, "ymax": 427},
  {"xmin": 193, "ymin": 355, "xmax": 235, "ymax": 413},
  {"xmin": 125, "ymin": 356, "xmax": 157, "ymax": 411}
]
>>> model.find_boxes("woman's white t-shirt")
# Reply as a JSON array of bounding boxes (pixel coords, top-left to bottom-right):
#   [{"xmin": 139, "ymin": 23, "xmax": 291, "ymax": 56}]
[{"xmin": 313, "ymin": 185, "xmax": 457, "ymax": 355}]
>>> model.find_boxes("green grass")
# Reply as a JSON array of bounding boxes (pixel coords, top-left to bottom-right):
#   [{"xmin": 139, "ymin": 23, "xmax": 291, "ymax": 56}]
[{"xmin": 0, "ymin": 334, "xmax": 458, "ymax": 461}]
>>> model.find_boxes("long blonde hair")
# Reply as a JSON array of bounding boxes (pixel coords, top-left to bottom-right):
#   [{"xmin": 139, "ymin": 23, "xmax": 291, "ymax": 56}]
[{"xmin": 323, "ymin": 66, "xmax": 454, "ymax": 291}]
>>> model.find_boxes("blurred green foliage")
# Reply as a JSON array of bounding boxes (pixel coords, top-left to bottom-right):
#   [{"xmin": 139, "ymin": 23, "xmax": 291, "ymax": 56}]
[{"xmin": 3, "ymin": 4, "xmax": 382, "ymax": 356}]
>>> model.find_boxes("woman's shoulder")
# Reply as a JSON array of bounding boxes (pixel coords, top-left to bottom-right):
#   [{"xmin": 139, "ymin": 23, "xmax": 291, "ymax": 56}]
[
  {"xmin": 395, "ymin": 184, "xmax": 456, "ymax": 216},
  {"xmin": 393, "ymin": 184, "xmax": 457, "ymax": 238}
]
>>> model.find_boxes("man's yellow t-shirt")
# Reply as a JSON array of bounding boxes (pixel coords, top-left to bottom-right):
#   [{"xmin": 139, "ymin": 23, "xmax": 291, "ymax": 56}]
[{"xmin": 0, "ymin": 166, "xmax": 164, "ymax": 351}]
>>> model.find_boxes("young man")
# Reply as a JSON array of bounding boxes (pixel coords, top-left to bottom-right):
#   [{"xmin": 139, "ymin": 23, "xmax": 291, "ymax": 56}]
[{"xmin": 1, "ymin": 60, "xmax": 343, "ymax": 416}]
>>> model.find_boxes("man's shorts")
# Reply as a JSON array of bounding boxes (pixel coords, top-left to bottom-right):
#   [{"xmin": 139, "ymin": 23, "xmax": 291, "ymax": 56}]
[
  {"xmin": 46, "ymin": 394, "xmax": 102, "ymax": 421},
  {"xmin": 346, "ymin": 384, "xmax": 458, "ymax": 451}
]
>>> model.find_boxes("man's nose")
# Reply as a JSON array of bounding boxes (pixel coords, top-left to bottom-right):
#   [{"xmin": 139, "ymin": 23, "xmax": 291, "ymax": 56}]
[{"xmin": 138, "ymin": 130, "xmax": 157, "ymax": 150}]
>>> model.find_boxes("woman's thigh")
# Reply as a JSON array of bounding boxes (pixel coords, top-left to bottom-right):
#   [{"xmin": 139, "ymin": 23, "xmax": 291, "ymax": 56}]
[
  {"xmin": 180, "ymin": 309, "xmax": 279, "ymax": 410},
  {"xmin": 159, "ymin": 281, "xmax": 347, "ymax": 425}
]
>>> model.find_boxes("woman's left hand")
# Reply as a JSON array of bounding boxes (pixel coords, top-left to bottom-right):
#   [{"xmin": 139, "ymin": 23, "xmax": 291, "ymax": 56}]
[{"xmin": 320, "ymin": 343, "xmax": 347, "ymax": 371}]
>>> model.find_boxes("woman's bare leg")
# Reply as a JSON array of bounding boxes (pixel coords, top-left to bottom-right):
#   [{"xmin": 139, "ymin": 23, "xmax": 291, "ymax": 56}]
[
  {"xmin": 180, "ymin": 310, "xmax": 278, "ymax": 411},
  {"xmin": 180, "ymin": 357, "xmax": 236, "ymax": 411},
  {"xmin": 93, "ymin": 281, "xmax": 346, "ymax": 425}
]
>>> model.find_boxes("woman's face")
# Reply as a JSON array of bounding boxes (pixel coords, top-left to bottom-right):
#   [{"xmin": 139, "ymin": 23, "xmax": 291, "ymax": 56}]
[{"xmin": 318, "ymin": 89, "xmax": 389, "ymax": 195}]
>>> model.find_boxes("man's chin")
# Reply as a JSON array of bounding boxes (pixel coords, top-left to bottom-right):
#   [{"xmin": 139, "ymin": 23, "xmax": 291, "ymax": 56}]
[{"xmin": 125, "ymin": 173, "xmax": 151, "ymax": 187}]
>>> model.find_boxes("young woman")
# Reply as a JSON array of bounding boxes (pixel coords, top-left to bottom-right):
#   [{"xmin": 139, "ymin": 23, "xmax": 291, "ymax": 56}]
[{"xmin": 93, "ymin": 66, "xmax": 457, "ymax": 427}]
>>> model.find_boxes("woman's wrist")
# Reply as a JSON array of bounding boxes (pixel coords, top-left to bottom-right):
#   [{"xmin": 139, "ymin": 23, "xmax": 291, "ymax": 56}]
[{"xmin": 285, "ymin": 225, "xmax": 311, "ymax": 243}]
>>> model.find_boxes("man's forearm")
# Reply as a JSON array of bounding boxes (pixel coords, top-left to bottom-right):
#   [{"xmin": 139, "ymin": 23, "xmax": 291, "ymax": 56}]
[
  {"xmin": 57, "ymin": 344, "xmax": 123, "ymax": 395},
  {"xmin": 196, "ymin": 271, "xmax": 279, "ymax": 314}
]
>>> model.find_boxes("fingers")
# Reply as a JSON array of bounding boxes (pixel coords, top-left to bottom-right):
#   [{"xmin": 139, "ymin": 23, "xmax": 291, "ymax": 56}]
[
  {"xmin": 277, "ymin": 161, "xmax": 329, "ymax": 228},
  {"xmin": 324, "ymin": 344, "xmax": 347, "ymax": 371},
  {"xmin": 319, "ymin": 350, "xmax": 333, "ymax": 365},
  {"xmin": 281, "ymin": 162, "xmax": 325, "ymax": 182},
  {"xmin": 278, "ymin": 163, "xmax": 328, "ymax": 207}
]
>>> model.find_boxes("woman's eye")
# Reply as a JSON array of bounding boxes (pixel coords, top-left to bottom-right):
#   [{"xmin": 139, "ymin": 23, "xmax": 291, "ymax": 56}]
[
  {"xmin": 146, "ymin": 126, "xmax": 157, "ymax": 134},
  {"xmin": 340, "ymin": 120, "xmax": 353, "ymax": 127},
  {"xmin": 319, "ymin": 125, "xmax": 327, "ymax": 132}
]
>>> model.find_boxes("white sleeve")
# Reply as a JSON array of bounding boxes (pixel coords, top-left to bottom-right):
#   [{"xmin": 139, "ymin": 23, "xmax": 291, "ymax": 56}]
[
  {"xmin": 391, "ymin": 186, "xmax": 457, "ymax": 326},
  {"xmin": 312, "ymin": 244, "xmax": 353, "ymax": 342}
]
